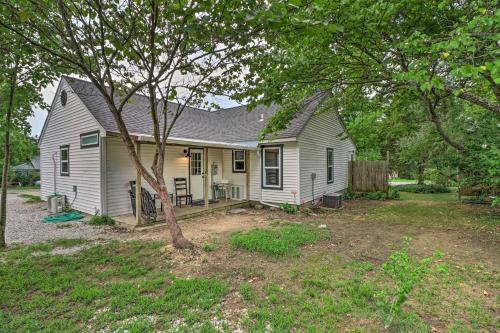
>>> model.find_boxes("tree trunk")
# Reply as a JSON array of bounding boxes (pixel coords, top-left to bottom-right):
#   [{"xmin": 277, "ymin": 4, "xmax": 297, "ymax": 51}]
[
  {"xmin": 0, "ymin": 62, "xmax": 18, "ymax": 248},
  {"xmin": 156, "ymin": 185, "xmax": 193, "ymax": 249},
  {"xmin": 416, "ymin": 162, "xmax": 425, "ymax": 185}
]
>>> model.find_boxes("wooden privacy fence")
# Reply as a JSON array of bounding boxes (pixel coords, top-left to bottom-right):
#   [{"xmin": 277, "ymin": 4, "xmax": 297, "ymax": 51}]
[{"xmin": 349, "ymin": 160, "xmax": 389, "ymax": 192}]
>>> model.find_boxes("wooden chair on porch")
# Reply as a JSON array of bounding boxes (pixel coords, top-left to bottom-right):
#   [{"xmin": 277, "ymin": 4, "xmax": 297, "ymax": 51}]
[
  {"xmin": 174, "ymin": 177, "xmax": 193, "ymax": 208},
  {"xmin": 128, "ymin": 181, "xmax": 157, "ymax": 222}
]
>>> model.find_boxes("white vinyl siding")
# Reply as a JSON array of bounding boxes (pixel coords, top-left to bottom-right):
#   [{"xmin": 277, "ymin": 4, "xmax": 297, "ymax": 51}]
[
  {"xmin": 221, "ymin": 150, "xmax": 247, "ymax": 200},
  {"xmin": 207, "ymin": 149, "xmax": 223, "ymax": 200},
  {"xmin": 249, "ymin": 150, "xmax": 261, "ymax": 201},
  {"xmin": 298, "ymin": 111, "xmax": 355, "ymax": 203},
  {"xmin": 105, "ymin": 138, "xmax": 191, "ymax": 216},
  {"xmin": 39, "ymin": 79, "xmax": 103, "ymax": 214},
  {"xmin": 261, "ymin": 142, "xmax": 300, "ymax": 204},
  {"xmin": 105, "ymin": 141, "xmax": 246, "ymax": 216}
]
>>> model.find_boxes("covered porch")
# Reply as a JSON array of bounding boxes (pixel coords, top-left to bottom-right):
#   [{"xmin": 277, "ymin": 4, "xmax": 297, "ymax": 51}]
[
  {"xmin": 114, "ymin": 199, "xmax": 247, "ymax": 229},
  {"xmin": 106, "ymin": 135, "xmax": 257, "ymax": 227}
]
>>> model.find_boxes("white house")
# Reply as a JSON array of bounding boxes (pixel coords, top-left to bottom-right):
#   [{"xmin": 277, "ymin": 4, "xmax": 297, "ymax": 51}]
[{"xmin": 39, "ymin": 77, "xmax": 355, "ymax": 220}]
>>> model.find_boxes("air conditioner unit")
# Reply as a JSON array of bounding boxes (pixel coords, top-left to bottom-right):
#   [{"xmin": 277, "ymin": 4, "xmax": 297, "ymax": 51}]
[
  {"xmin": 231, "ymin": 185, "xmax": 243, "ymax": 200},
  {"xmin": 48, "ymin": 194, "xmax": 67, "ymax": 213}
]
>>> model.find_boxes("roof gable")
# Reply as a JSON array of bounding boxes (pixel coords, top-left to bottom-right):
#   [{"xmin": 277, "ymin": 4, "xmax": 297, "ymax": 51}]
[{"xmin": 64, "ymin": 77, "xmax": 326, "ymax": 143}]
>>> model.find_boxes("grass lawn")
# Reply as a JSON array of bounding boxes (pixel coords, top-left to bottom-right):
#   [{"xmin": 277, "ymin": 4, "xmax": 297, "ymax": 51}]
[
  {"xmin": 18, "ymin": 194, "xmax": 42, "ymax": 204},
  {"xmin": 388, "ymin": 178, "xmax": 417, "ymax": 183},
  {"xmin": 7, "ymin": 184, "xmax": 41, "ymax": 191},
  {"xmin": 1, "ymin": 193, "xmax": 498, "ymax": 332}
]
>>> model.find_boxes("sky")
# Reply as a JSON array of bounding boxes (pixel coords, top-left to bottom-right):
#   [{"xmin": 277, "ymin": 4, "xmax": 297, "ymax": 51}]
[
  {"xmin": 28, "ymin": 78, "xmax": 241, "ymax": 137},
  {"xmin": 29, "ymin": 82, "xmax": 58, "ymax": 137}
]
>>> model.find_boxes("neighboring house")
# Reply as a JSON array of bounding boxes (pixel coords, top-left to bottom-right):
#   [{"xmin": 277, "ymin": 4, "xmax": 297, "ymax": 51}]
[
  {"xmin": 39, "ymin": 77, "xmax": 355, "ymax": 217},
  {"xmin": 13, "ymin": 156, "xmax": 40, "ymax": 174},
  {"xmin": 12, "ymin": 156, "xmax": 41, "ymax": 186}
]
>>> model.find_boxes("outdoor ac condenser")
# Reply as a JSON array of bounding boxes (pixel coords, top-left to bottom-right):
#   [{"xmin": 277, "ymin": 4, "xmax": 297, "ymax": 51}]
[{"xmin": 48, "ymin": 195, "xmax": 67, "ymax": 213}]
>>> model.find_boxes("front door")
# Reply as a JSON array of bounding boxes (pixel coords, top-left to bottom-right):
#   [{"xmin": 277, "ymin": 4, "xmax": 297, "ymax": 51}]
[{"xmin": 189, "ymin": 149, "xmax": 204, "ymax": 200}]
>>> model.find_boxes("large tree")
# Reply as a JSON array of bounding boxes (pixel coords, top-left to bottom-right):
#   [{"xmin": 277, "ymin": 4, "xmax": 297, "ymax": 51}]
[
  {"xmin": 1, "ymin": 0, "xmax": 266, "ymax": 248},
  {"xmin": 0, "ymin": 12, "xmax": 61, "ymax": 247},
  {"xmin": 238, "ymin": 0, "xmax": 499, "ymax": 150}
]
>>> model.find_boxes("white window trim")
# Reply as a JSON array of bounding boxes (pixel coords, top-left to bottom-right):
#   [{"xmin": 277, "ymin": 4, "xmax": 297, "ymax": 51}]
[
  {"xmin": 327, "ymin": 148, "xmax": 334, "ymax": 184},
  {"xmin": 60, "ymin": 145, "xmax": 69, "ymax": 176},
  {"xmin": 262, "ymin": 146, "xmax": 282, "ymax": 189},
  {"xmin": 232, "ymin": 150, "xmax": 246, "ymax": 173},
  {"xmin": 80, "ymin": 131, "xmax": 100, "ymax": 149}
]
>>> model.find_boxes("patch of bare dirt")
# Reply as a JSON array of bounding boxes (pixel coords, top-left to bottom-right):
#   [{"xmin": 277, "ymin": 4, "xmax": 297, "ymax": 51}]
[{"xmin": 117, "ymin": 205, "xmax": 499, "ymax": 271}]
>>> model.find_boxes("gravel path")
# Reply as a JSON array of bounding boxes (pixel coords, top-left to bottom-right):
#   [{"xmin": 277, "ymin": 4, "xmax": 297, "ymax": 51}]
[{"xmin": 5, "ymin": 191, "xmax": 119, "ymax": 246}]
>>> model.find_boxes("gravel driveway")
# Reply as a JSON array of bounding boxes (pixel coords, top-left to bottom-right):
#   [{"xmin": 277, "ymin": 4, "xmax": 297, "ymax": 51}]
[{"xmin": 5, "ymin": 191, "xmax": 118, "ymax": 246}]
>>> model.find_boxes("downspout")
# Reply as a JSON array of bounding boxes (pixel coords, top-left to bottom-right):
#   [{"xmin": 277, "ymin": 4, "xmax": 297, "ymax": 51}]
[{"xmin": 52, "ymin": 152, "xmax": 58, "ymax": 194}]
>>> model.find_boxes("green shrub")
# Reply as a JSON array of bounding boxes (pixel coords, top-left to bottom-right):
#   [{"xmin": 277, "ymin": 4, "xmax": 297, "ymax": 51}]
[
  {"xmin": 342, "ymin": 187, "xmax": 399, "ymax": 201},
  {"xmin": 491, "ymin": 197, "xmax": 500, "ymax": 207},
  {"xmin": 342, "ymin": 187, "xmax": 357, "ymax": 200},
  {"xmin": 88, "ymin": 215, "xmax": 115, "ymax": 226},
  {"xmin": 394, "ymin": 184, "xmax": 450, "ymax": 193},
  {"xmin": 230, "ymin": 223, "xmax": 328, "ymax": 256},
  {"xmin": 10, "ymin": 170, "xmax": 40, "ymax": 186},
  {"xmin": 387, "ymin": 186, "xmax": 400, "ymax": 199},
  {"xmin": 279, "ymin": 202, "xmax": 298, "ymax": 214}
]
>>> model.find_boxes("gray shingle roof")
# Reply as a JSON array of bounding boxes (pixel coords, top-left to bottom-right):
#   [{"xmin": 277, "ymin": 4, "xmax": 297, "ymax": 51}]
[
  {"xmin": 13, "ymin": 156, "xmax": 40, "ymax": 171},
  {"xmin": 64, "ymin": 77, "xmax": 325, "ymax": 143}
]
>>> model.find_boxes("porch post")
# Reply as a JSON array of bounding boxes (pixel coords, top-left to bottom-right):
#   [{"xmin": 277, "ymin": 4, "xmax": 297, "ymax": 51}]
[
  {"xmin": 246, "ymin": 150, "xmax": 250, "ymax": 200},
  {"xmin": 203, "ymin": 147, "xmax": 209, "ymax": 208},
  {"xmin": 135, "ymin": 141, "xmax": 141, "ymax": 225}
]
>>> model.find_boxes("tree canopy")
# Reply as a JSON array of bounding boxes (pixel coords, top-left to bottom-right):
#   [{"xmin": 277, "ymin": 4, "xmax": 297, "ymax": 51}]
[{"xmin": 237, "ymin": 0, "xmax": 499, "ymax": 186}]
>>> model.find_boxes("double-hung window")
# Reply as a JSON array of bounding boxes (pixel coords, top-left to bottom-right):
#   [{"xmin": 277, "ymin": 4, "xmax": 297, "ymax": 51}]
[
  {"xmin": 232, "ymin": 150, "xmax": 246, "ymax": 172},
  {"xmin": 327, "ymin": 148, "xmax": 334, "ymax": 183},
  {"xmin": 60, "ymin": 145, "xmax": 70, "ymax": 176},
  {"xmin": 262, "ymin": 145, "xmax": 282, "ymax": 189}
]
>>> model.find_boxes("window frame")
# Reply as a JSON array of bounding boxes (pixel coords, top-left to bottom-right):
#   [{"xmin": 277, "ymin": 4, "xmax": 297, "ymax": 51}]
[
  {"xmin": 232, "ymin": 150, "xmax": 246, "ymax": 173},
  {"xmin": 190, "ymin": 150, "xmax": 202, "ymax": 176},
  {"xmin": 80, "ymin": 130, "xmax": 100, "ymax": 149},
  {"xmin": 327, "ymin": 148, "xmax": 334, "ymax": 184},
  {"xmin": 60, "ymin": 145, "xmax": 70, "ymax": 176},
  {"xmin": 261, "ymin": 145, "xmax": 283, "ymax": 190}
]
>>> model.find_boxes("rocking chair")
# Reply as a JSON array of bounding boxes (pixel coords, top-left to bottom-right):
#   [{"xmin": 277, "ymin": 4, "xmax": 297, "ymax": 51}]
[{"xmin": 128, "ymin": 181, "xmax": 157, "ymax": 222}]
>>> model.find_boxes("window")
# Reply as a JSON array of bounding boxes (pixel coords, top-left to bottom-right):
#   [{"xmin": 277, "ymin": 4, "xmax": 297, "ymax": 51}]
[
  {"xmin": 60, "ymin": 145, "xmax": 69, "ymax": 176},
  {"xmin": 327, "ymin": 148, "xmax": 334, "ymax": 184},
  {"xmin": 232, "ymin": 150, "xmax": 246, "ymax": 172},
  {"xmin": 262, "ymin": 145, "xmax": 282, "ymax": 189},
  {"xmin": 80, "ymin": 131, "xmax": 99, "ymax": 149},
  {"xmin": 190, "ymin": 151, "xmax": 201, "ymax": 175}
]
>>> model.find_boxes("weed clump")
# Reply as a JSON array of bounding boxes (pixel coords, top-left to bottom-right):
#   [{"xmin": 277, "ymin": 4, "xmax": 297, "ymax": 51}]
[{"xmin": 88, "ymin": 215, "xmax": 115, "ymax": 225}]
